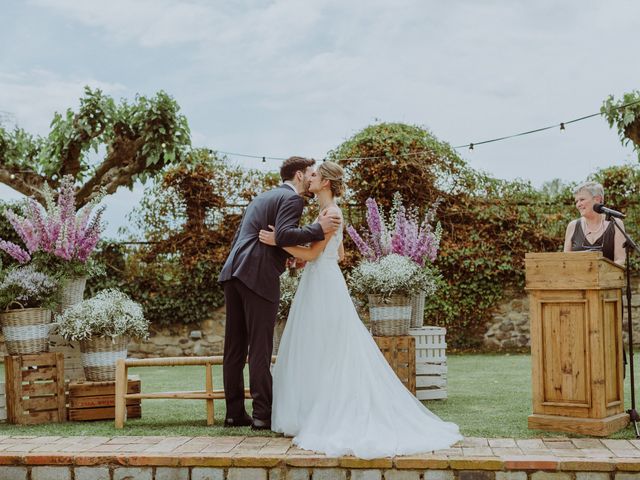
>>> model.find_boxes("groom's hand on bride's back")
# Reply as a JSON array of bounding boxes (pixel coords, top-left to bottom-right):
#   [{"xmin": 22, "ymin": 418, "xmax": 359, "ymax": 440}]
[
  {"xmin": 318, "ymin": 209, "xmax": 341, "ymax": 235},
  {"xmin": 259, "ymin": 225, "xmax": 277, "ymax": 246}
]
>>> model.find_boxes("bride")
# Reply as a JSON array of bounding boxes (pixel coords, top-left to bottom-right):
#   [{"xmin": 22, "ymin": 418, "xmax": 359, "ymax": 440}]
[{"xmin": 258, "ymin": 161, "xmax": 462, "ymax": 459}]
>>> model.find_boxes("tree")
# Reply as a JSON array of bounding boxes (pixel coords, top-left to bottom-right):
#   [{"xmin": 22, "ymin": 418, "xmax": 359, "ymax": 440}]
[
  {"xmin": 0, "ymin": 87, "xmax": 191, "ymax": 207},
  {"xmin": 601, "ymin": 90, "xmax": 640, "ymax": 160},
  {"xmin": 327, "ymin": 122, "xmax": 470, "ymax": 211}
]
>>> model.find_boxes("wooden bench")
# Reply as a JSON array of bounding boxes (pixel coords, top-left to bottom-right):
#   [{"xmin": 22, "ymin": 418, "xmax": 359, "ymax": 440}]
[{"xmin": 114, "ymin": 355, "xmax": 275, "ymax": 429}]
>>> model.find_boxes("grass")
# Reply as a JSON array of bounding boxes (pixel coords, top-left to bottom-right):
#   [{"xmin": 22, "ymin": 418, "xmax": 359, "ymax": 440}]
[{"xmin": 0, "ymin": 354, "xmax": 639, "ymax": 438}]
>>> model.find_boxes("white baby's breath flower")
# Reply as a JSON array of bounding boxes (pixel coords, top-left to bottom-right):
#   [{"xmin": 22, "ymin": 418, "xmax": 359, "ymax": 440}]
[
  {"xmin": 349, "ymin": 254, "xmax": 438, "ymax": 299},
  {"xmin": 57, "ymin": 288, "xmax": 149, "ymax": 341}
]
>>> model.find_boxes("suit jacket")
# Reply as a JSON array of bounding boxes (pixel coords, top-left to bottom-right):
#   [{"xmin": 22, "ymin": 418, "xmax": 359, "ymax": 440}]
[{"xmin": 218, "ymin": 184, "xmax": 325, "ymax": 303}]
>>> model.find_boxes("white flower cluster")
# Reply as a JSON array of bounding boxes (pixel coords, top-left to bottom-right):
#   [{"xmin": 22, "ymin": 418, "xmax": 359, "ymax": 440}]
[
  {"xmin": 349, "ymin": 253, "xmax": 438, "ymax": 299},
  {"xmin": 0, "ymin": 265, "xmax": 58, "ymax": 309},
  {"xmin": 57, "ymin": 289, "xmax": 149, "ymax": 341}
]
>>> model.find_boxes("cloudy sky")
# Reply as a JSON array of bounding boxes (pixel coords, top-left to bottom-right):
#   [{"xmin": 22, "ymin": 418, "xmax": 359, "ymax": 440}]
[{"xmin": 1, "ymin": 0, "xmax": 639, "ymax": 237}]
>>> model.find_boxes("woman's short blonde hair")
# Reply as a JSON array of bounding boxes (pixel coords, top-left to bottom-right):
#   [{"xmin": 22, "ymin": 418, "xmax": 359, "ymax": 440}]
[
  {"xmin": 317, "ymin": 161, "xmax": 345, "ymax": 197},
  {"xmin": 573, "ymin": 181, "xmax": 604, "ymax": 200}
]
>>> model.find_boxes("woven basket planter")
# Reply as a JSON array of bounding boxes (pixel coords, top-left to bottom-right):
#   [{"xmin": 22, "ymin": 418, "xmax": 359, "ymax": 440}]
[
  {"xmin": 368, "ymin": 294, "xmax": 412, "ymax": 336},
  {"xmin": 79, "ymin": 335, "xmax": 128, "ymax": 381},
  {"xmin": 410, "ymin": 291, "xmax": 426, "ymax": 328},
  {"xmin": 1, "ymin": 306, "xmax": 53, "ymax": 355},
  {"xmin": 57, "ymin": 277, "xmax": 87, "ymax": 314}
]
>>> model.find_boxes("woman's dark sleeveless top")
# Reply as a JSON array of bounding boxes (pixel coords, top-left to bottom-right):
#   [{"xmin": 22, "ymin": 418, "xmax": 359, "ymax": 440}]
[{"xmin": 570, "ymin": 219, "xmax": 615, "ymax": 261}]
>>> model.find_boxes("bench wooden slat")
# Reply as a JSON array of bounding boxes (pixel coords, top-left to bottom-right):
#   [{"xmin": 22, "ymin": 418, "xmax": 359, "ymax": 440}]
[{"xmin": 115, "ymin": 356, "xmax": 275, "ymax": 429}]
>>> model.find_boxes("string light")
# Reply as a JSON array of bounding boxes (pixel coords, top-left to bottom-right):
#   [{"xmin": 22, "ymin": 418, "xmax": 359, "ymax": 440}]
[{"xmin": 211, "ymin": 98, "xmax": 640, "ymax": 162}]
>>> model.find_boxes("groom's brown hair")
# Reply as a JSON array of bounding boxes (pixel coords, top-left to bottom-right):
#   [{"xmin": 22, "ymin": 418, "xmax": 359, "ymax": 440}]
[{"xmin": 280, "ymin": 156, "xmax": 316, "ymax": 181}]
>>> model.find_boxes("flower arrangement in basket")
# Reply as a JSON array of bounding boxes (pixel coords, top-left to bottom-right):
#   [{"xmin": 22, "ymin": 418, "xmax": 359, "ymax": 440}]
[
  {"xmin": 0, "ymin": 175, "xmax": 106, "ymax": 313},
  {"xmin": 273, "ymin": 261, "xmax": 301, "ymax": 354},
  {"xmin": 347, "ymin": 193, "xmax": 443, "ymax": 333},
  {"xmin": 0, "ymin": 265, "xmax": 60, "ymax": 354},
  {"xmin": 349, "ymin": 254, "xmax": 437, "ymax": 335},
  {"xmin": 57, "ymin": 289, "xmax": 149, "ymax": 381}
]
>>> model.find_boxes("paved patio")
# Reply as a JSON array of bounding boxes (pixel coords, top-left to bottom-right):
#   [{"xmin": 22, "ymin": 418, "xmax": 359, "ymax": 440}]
[{"xmin": 1, "ymin": 435, "xmax": 640, "ymax": 474}]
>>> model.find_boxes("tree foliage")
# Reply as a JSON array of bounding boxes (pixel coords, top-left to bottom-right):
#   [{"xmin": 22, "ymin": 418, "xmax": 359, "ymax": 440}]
[
  {"xmin": 327, "ymin": 122, "xmax": 471, "ymax": 211},
  {"xmin": 89, "ymin": 150, "xmax": 278, "ymax": 326},
  {"xmin": 0, "ymin": 87, "xmax": 191, "ymax": 207},
  {"xmin": 601, "ymin": 90, "xmax": 640, "ymax": 160}
]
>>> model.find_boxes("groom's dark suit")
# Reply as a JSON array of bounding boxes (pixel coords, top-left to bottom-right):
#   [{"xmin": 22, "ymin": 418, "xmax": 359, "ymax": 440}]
[{"xmin": 219, "ymin": 184, "xmax": 324, "ymax": 423}]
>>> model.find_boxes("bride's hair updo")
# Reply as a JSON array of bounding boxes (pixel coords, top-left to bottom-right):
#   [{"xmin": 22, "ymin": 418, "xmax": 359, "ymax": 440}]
[{"xmin": 317, "ymin": 161, "xmax": 345, "ymax": 197}]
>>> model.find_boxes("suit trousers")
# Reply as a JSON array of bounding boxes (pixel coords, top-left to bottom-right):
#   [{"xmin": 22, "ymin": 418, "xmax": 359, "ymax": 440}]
[{"xmin": 223, "ymin": 277, "xmax": 278, "ymax": 421}]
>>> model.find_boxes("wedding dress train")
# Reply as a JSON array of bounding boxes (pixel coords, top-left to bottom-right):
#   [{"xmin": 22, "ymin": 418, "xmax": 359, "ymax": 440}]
[{"xmin": 271, "ymin": 225, "xmax": 462, "ymax": 458}]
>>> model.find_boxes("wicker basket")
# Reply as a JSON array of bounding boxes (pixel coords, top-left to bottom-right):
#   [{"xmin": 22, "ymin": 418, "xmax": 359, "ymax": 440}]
[
  {"xmin": 1, "ymin": 306, "xmax": 53, "ymax": 355},
  {"xmin": 368, "ymin": 294, "xmax": 412, "ymax": 336},
  {"xmin": 410, "ymin": 291, "xmax": 426, "ymax": 328},
  {"xmin": 79, "ymin": 335, "xmax": 128, "ymax": 381},
  {"xmin": 57, "ymin": 277, "xmax": 87, "ymax": 314}
]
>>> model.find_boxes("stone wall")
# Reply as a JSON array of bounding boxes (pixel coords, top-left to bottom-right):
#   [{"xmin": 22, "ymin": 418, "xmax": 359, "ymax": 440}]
[
  {"xmin": 483, "ymin": 275, "xmax": 640, "ymax": 350},
  {"xmin": 127, "ymin": 306, "xmax": 226, "ymax": 358}
]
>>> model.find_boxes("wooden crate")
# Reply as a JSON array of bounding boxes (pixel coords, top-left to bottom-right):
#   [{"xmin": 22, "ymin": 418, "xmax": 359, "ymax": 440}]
[
  {"xmin": 68, "ymin": 376, "xmax": 141, "ymax": 421},
  {"xmin": 373, "ymin": 335, "xmax": 416, "ymax": 394},
  {"xmin": 4, "ymin": 352, "xmax": 66, "ymax": 424},
  {"xmin": 49, "ymin": 334, "xmax": 85, "ymax": 381},
  {"xmin": 409, "ymin": 327, "xmax": 447, "ymax": 400}
]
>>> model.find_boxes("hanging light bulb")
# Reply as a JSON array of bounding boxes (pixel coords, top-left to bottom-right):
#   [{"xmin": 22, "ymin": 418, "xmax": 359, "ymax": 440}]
[
  {"xmin": 469, "ymin": 143, "xmax": 474, "ymax": 151},
  {"xmin": 262, "ymin": 156, "xmax": 266, "ymax": 163},
  {"xmin": 560, "ymin": 122, "xmax": 565, "ymax": 131}
]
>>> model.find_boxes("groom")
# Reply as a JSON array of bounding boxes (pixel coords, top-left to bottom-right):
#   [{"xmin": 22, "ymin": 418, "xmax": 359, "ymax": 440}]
[{"xmin": 219, "ymin": 156, "xmax": 341, "ymax": 430}]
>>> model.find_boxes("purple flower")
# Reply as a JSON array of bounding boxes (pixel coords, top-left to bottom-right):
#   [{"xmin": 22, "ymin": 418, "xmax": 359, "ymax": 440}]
[
  {"xmin": 0, "ymin": 175, "xmax": 105, "ymax": 267},
  {"xmin": 347, "ymin": 225, "xmax": 375, "ymax": 261},
  {"xmin": 0, "ymin": 240, "xmax": 31, "ymax": 264}
]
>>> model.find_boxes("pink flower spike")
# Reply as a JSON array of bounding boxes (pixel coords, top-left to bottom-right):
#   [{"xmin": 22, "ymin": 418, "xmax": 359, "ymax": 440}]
[{"xmin": 0, "ymin": 240, "xmax": 31, "ymax": 264}]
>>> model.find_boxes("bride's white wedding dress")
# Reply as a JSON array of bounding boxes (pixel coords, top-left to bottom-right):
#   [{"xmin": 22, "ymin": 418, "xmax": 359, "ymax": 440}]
[{"xmin": 271, "ymin": 223, "xmax": 462, "ymax": 459}]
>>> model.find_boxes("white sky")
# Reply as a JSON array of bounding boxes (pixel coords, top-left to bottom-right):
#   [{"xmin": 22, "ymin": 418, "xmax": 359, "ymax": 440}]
[{"xmin": 1, "ymin": 0, "xmax": 639, "ymax": 237}]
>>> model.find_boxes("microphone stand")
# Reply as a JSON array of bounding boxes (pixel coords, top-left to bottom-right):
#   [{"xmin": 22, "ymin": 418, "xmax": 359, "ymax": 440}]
[{"xmin": 608, "ymin": 215, "xmax": 640, "ymax": 437}]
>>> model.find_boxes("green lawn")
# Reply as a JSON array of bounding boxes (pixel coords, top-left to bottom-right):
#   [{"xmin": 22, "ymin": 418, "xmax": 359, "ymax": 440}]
[{"xmin": 1, "ymin": 354, "xmax": 639, "ymax": 438}]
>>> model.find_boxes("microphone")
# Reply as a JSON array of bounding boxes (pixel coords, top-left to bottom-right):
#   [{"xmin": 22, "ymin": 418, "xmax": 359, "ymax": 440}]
[{"xmin": 593, "ymin": 203, "xmax": 625, "ymax": 219}]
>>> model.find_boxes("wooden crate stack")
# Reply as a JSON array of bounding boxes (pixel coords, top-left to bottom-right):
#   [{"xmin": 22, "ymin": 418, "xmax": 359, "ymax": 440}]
[
  {"xmin": 4, "ymin": 352, "xmax": 66, "ymax": 424},
  {"xmin": 373, "ymin": 335, "xmax": 416, "ymax": 394},
  {"xmin": 409, "ymin": 327, "xmax": 447, "ymax": 400},
  {"xmin": 68, "ymin": 375, "xmax": 142, "ymax": 421}
]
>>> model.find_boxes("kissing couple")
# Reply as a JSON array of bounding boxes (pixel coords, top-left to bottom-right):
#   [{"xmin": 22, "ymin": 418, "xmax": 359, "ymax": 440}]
[{"xmin": 219, "ymin": 156, "xmax": 461, "ymax": 458}]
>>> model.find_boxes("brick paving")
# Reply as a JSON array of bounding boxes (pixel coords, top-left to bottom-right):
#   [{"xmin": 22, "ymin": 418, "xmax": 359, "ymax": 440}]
[{"xmin": 0, "ymin": 435, "xmax": 639, "ymax": 470}]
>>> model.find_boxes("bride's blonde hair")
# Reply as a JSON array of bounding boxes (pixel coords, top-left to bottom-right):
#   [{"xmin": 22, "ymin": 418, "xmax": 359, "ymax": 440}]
[{"xmin": 317, "ymin": 161, "xmax": 345, "ymax": 197}]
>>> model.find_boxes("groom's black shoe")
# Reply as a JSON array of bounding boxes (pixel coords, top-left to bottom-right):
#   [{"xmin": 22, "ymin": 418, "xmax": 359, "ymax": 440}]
[
  {"xmin": 224, "ymin": 414, "xmax": 252, "ymax": 428},
  {"xmin": 251, "ymin": 418, "xmax": 271, "ymax": 431}
]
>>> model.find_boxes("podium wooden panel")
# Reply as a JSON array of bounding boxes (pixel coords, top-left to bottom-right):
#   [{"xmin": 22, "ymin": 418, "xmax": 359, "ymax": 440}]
[{"xmin": 526, "ymin": 252, "xmax": 629, "ymax": 436}]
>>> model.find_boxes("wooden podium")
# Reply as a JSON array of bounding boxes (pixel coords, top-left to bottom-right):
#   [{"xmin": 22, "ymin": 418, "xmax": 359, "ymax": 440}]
[{"xmin": 526, "ymin": 251, "xmax": 629, "ymax": 436}]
